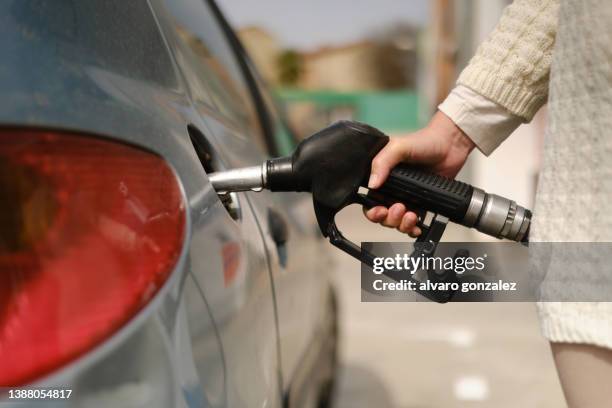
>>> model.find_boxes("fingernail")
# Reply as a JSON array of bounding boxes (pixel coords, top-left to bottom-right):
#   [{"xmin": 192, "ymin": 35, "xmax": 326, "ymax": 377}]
[{"xmin": 368, "ymin": 174, "xmax": 378, "ymax": 189}]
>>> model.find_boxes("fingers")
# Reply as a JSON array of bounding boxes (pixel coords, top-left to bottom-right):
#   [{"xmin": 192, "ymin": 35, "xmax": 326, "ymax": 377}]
[
  {"xmin": 368, "ymin": 139, "xmax": 407, "ymax": 189},
  {"xmin": 364, "ymin": 206, "xmax": 388, "ymax": 223},
  {"xmin": 399, "ymin": 212, "xmax": 422, "ymax": 237},
  {"xmin": 381, "ymin": 203, "xmax": 405, "ymax": 228},
  {"xmin": 363, "ymin": 204, "xmax": 422, "ymax": 237},
  {"xmin": 398, "ymin": 211, "xmax": 417, "ymax": 233}
]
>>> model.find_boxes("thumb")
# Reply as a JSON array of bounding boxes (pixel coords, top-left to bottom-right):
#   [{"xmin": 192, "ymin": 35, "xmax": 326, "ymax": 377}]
[{"xmin": 368, "ymin": 139, "xmax": 406, "ymax": 189}]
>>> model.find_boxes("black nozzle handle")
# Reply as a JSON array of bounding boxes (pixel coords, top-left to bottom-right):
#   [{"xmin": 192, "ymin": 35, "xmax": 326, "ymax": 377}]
[{"xmin": 368, "ymin": 164, "xmax": 473, "ymax": 223}]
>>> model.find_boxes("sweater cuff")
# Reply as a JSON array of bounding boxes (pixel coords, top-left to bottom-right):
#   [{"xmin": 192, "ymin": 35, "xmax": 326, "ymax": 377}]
[
  {"xmin": 538, "ymin": 302, "xmax": 612, "ymax": 350},
  {"xmin": 458, "ymin": 66, "xmax": 547, "ymax": 121},
  {"xmin": 438, "ymin": 86, "xmax": 524, "ymax": 156}
]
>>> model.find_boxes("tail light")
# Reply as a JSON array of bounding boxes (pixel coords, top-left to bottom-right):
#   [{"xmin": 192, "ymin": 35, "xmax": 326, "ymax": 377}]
[{"xmin": 0, "ymin": 129, "xmax": 186, "ymax": 386}]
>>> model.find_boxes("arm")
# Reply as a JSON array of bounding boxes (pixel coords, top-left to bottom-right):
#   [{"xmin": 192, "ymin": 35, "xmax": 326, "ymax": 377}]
[{"xmin": 366, "ymin": 0, "xmax": 559, "ymax": 235}]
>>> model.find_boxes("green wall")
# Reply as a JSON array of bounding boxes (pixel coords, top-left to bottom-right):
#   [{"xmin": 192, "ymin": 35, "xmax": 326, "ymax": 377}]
[{"xmin": 277, "ymin": 89, "xmax": 422, "ymax": 133}]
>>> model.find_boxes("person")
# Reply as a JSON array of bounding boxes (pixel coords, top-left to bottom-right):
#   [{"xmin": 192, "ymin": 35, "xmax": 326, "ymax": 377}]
[{"xmin": 364, "ymin": 0, "xmax": 612, "ymax": 405}]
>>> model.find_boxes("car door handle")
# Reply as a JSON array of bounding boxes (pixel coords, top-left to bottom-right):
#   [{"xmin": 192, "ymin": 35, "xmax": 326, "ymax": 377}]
[{"xmin": 268, "ymin": 208, "xmax": 289, "ymax": 267}]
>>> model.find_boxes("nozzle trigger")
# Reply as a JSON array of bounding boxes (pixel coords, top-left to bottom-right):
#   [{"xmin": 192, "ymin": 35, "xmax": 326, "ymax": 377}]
[{"xmin": 313, "ymin": 192, "xmax": 460, "ymax": 303}]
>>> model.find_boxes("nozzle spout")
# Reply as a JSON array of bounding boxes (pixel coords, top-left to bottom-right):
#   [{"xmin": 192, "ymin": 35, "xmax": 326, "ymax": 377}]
[{"xmin": 208, "ymin": 163, "xmax": 267, "ymax": 194}]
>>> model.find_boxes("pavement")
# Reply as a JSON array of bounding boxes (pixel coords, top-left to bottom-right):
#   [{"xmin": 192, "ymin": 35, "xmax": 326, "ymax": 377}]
[{"xmin": 330, "ymin": 205, "xmax": 566, "ymax": 408}]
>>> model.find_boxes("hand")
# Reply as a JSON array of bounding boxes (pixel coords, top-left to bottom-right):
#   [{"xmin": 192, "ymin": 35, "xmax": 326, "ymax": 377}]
[{"xmin": 364, "ymin": 111, "xmax": 475, "ymax": 237}]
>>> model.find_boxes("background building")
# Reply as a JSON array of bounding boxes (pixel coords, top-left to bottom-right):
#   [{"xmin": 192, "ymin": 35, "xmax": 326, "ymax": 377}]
[{"xmin": 239, "ymin": 21, "xmax": 421, "ymax": 138}]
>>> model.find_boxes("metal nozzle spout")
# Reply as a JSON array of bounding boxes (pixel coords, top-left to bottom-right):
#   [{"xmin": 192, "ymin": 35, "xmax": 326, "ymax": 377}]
[
  {"xmin": 208, "ymin": 163, "xmax": 267, "ymax": 194},
  {"xmin": 464, "ymin": 189, "xmax": 531, "ymax": 243}
]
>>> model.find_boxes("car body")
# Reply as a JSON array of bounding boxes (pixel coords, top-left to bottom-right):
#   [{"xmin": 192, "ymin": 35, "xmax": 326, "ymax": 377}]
[{"xmin": 0, "ymin": 0, "xmax": 338, "ymax": 407}]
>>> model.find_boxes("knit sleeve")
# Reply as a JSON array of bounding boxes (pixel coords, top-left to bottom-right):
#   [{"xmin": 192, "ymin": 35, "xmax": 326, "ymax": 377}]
[{"xmin": 457, "ymin": 0, "xmax": 559, "ymax": 121}]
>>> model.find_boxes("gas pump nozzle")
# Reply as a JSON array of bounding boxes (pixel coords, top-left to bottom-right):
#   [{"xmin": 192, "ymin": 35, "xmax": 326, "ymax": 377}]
[{"xmin": 209, "ymin": 121, "xmax": 530, "ymax": 298}]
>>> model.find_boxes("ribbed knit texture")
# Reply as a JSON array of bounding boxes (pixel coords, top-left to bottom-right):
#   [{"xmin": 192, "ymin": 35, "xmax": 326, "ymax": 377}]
[
  {"xmin": 458, "ymin": 0, "xmax": 612, "ymax": 348},
  {"xmin": 533, "ymin": 0, "xmax": 612, "ymax": 349},
  {"xmin": 458, "ymin": 0, "xmax": 559, "ymax": 120},
  {"xmin": 460, "ymin": 0, "xmax": 612, "ymax": 349}
]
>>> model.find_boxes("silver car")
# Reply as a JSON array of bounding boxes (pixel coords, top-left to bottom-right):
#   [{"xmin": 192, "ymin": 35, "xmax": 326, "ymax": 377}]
[{"xmin": 0, "ymin": 0, "xmax": 339, "ymax": 407}]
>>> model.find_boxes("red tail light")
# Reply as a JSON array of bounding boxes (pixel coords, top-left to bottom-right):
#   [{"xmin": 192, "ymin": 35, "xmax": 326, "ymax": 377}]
[{"xmin": 0, "ymin": 129, "xmax": 186, "ymax": 386}]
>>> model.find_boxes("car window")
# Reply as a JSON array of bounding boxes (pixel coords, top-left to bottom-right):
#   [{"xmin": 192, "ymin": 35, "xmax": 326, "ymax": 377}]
[
  {"xmin": 162, "ymin": 0, "xmax": 268, "ymax": 152},
  {"xmin": 253, "ymin": 71, "xmax": 298, "ymax": 156}
]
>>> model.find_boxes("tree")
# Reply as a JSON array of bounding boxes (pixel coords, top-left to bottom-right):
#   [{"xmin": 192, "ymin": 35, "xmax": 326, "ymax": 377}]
[{"xmin": 277, "ymin": 49, "xmax": 303, "ymax": 87}]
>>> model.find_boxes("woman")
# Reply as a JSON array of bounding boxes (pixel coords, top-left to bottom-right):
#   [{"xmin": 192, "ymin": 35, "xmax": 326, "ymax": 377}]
[{"xmin": 365, "ymin": 0, "xmax": 612, "ymax": 405}]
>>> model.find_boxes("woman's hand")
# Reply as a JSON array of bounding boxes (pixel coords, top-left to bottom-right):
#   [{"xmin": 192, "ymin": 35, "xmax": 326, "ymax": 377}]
[{"xmin": 364, "ymin": 111, "xmax": 475, "ymax": 237}]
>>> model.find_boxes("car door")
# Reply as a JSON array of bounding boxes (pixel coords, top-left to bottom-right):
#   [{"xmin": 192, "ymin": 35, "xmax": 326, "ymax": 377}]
[
  {"xmin": 150, "ymin": 0, "xmax": 284, "ymax": 406},
  {"xmin": 152, "ymin": 0, "xmax": 334, "ymax": 403}
]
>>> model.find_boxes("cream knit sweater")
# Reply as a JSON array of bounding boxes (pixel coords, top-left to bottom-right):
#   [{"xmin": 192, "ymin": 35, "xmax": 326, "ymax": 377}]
[
  {"xmin": 457, "ymin": 0, "xmax": 612, "ymax": 348},
  {"xmin": 459, "ymin": 0, "xmax": 557, "ymax": 120}
]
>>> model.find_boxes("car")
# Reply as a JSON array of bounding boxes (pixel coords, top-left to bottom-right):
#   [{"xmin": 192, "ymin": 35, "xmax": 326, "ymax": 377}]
[{"xmin": 0, "ymin": 0, "xmax": 339, "ymax": 407}]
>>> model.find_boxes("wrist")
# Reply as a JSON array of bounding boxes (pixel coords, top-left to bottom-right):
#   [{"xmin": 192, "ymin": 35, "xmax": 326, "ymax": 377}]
[
  {"xmin": 431, "ymin": 110, "xmax": 475, "ymax": 157},
  {"xmin": 451, "ymin": 124, "xmax": 476, "ymax": 156}
]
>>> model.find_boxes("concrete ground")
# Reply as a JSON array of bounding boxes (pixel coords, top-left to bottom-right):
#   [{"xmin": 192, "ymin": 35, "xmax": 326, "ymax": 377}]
[{"xmin": 331, "ymin": 205, "xmax": 566, "ymax": 408}]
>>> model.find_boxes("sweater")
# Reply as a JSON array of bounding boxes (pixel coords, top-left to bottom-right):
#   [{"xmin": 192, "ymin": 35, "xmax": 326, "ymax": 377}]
[{"xmin": 458, "ymin": 0, "xmax": 558, "ymax": 121}]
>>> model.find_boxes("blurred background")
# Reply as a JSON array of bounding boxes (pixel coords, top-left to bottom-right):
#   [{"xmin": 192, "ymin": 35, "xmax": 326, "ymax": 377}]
[{"xmin": 220, "ymin": 1, "xmax": 562, "ymax": 406}]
